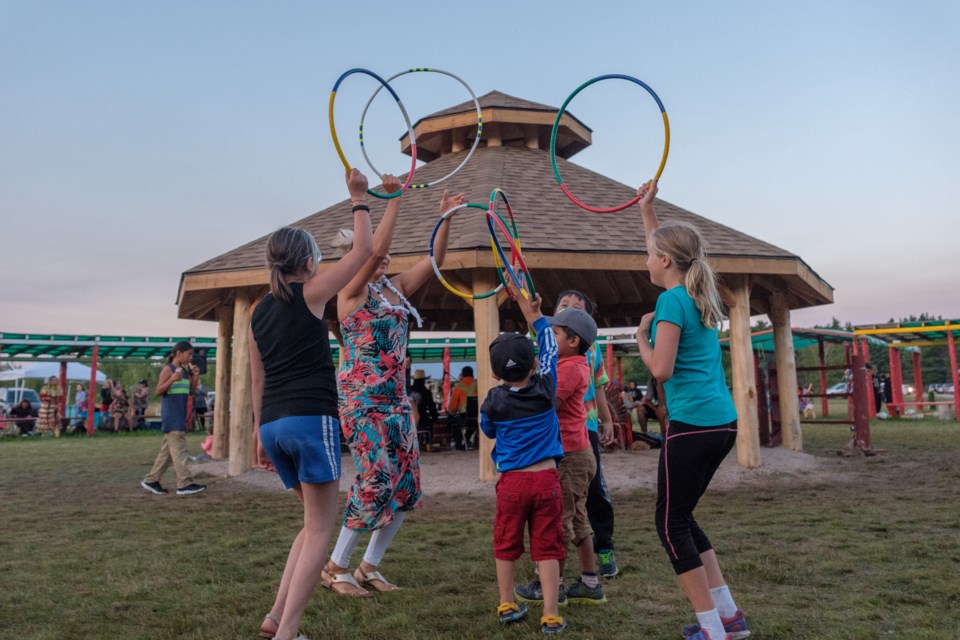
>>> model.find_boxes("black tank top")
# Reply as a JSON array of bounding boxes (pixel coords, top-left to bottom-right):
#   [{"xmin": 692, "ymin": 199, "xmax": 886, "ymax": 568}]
[{"xmin": 252, "ymin": 282, "xmax": 338, "ymax": 424}]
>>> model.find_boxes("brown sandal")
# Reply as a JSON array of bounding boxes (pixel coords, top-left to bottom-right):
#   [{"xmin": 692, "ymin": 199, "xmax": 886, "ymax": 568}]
[
  {"xmin": 320, "ymin": 569, "xmax": 371, "ymax": 597},
  {"xmin": 354, "ymin": 566, "xmax": 401, "ymax": 592}
]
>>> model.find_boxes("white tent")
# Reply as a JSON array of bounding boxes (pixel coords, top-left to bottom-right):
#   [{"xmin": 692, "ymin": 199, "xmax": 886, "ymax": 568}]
[{"xmin": 0, "ymin": 362, "xmax": 106, "ymax": 383}]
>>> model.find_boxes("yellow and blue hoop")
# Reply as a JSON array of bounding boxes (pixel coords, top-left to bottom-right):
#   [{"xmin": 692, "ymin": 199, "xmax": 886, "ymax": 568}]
[{"xmin": 329, "ymin": 68, "xmax": 417, "ymax": 199}]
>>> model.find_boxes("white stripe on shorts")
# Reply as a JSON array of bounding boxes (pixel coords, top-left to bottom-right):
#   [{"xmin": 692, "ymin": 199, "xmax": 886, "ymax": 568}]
[{"xmin": 323, "ymin": 415, "xmax": 340, "ymax": 478}]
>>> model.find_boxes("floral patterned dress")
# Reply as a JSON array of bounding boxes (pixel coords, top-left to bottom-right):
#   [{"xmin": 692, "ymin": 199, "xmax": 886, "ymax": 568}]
[{"xmin": 338, "ymin": 292, "xmax": 421, "ymax": 531}]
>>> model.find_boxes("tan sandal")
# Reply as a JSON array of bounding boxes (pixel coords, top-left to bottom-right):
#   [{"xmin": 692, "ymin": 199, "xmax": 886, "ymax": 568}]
[
  {"xmin": 354, "ymin": 566, "xmax": 401, "ymax": 592},
  {"xmin": 259, "ymin": 614, "xmax": 279, "ymax": 639},
  {"xmin": 320, "ymin": 569, "xmax": 371, "ymax": 597}
]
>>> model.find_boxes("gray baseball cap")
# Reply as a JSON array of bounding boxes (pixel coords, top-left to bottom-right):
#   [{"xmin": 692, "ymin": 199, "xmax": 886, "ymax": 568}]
[{"xmin": 547, "ymin": 308, "xmax": 598, "ymax": 347}]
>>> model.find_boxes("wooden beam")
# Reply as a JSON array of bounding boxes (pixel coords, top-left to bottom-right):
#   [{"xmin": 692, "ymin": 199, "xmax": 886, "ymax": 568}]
[
  {"xmin": 770, "ymin": 290, "xmax": 802, "ymax": 451},
  {"xmin": 474, "ymin": 270, "xmax": 500, "ymax": 481},
  {"xmin": 228, "ymin": 290, "xmax": 254, "ymax": 477},
  {"xmin": 727, "ymin": 275, "xmax": 761, "ymax": 467},
  {"xmin": 213, "ymin": 301, "xmax": 234, "ymax": 459},
  {"xmin": 486, "ymin": 123, "xmax": 502, "ymax": 147}
]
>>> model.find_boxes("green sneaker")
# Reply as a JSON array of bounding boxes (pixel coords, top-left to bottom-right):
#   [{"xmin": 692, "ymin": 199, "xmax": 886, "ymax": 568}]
[
  {"xmin": 564, "ymin": 578, "xmax": 607, "ymax": 605},
  {"xmin": 597, "ymin": 549, "xmax": 619, "ymax": 578}
]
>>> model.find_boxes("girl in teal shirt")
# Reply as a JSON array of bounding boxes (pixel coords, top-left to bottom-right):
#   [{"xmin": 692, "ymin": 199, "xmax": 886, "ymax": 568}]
[{"xmin": 636, "ymin": 181, "xmax": 749, "ymax": 640}]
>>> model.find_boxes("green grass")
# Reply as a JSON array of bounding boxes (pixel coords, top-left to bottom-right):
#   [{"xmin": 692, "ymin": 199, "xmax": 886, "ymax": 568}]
[{"xmin": 2, "ymin": 423, "xmax": 959, "ymax": 639}]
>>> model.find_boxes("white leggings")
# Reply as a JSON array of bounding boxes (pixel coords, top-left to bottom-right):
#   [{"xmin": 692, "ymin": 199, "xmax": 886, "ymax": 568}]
[{"xmin": 330, "ymin": 511, "xmax": 407, "ymax": 569}]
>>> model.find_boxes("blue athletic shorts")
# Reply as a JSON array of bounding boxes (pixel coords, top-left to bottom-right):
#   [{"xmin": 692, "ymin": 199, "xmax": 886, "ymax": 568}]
[{"xmin": 259, "ymin": 415, "xmax": 342, "ymax": 489}]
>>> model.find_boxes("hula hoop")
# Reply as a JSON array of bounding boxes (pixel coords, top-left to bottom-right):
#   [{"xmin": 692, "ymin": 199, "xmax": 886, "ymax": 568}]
[
  {"xmin": 549, "ymin": 74, "xmax": 670, "ymax": 213},
  {"xmin": 429, "ymin": 203, "xmax": 504, "ymax": 300},
  {"xmin": 487, "ymin": 208, "xmax": 535, "ymax": 298},
  {"xmin": 360, "ymin": 68, "xmax": 482, "ymax": 190},
  {"xmin": 487, "ymin": 189, "xmax": 535, "ymax": 298},
  {"xmin": 329, "ymin": 68, "xmax": 417, "ymax": 200}
]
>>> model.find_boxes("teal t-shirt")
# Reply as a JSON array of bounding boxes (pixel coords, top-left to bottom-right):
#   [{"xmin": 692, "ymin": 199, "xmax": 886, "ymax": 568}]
[{"xmin": 650, "ymin": 286, "xmax": 737, "ymax": 427}]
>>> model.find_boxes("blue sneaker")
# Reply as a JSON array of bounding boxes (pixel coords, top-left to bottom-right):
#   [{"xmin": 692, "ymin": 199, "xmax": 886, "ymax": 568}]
[
  {"xmin": 514, "ymin": 580, "xmax": 568, "ymax": 607},
  {"xmin": 498, "ymin": 601, "xmax": 528, "ymax": 624},
  {"xmin": 681, "ymin": 609, "xmax": 748, "ymax": 639},
  {"xmin": 563, "ymin": 578, "xmax": 606, "ymax": 605},
  {"xmin": 541, "ymin": 614, "xmax": 566, "ymax": 634},
  {"xmin": 597, "ymin": 549, "xmax": 619, "ymax": 578}
]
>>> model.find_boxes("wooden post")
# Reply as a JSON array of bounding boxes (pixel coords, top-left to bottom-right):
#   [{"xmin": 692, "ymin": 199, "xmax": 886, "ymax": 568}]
[
  {"xmin": 228, "ymin": 290, "xmax": 254, "ymax": 477},
  {"xmin": 474, "ymin": 270, "xmax": 500, "ymax": 481},
  {"xmin": 486, "ymin": 123, "xmax": 502, "ymax": 147},
  {"xmin": 605, "ymin": 342, "xmax": 614, "ymax": 383},
  {"xmin": 451, "ymin": 128, "xmax": 466, "ymax": 154},
  {"xmin": 726, "ymin": 275, "xmax": 761, "ymax": 467},
  {"xmin": 913, "ymin": 350, "xmax": 923, "ymax": 411},
  {"xmin": 58, "ymin": 361, "xmax": 68, "ymax": 420},
  {"xmin": 860, "ymin": 338, "xmax": 876, "ymax": 417},
  {"xmin": 769, "ymin": 291, "xmax": 802, "ymax": 451},
  {"xmin": 948, "ymin": 331, "xmax": 960, "ymax": 421},
  {"xmin": 818, "ymin": 339, "xmax": 828, "ymax": 417},
  {"xmin": 523, "ymin": 124, "xmax": 539, "ymax": 149},
  {"xmin": 86, "ymin": 342, "xmax": 99, "ymax": 436},
  {"xmin": 213, "ymin": 301, "xmax": 234, "ymax": 459},
  {"xmin": 890, "ymin": 347, "xmax": 904, "ymax": 416}
]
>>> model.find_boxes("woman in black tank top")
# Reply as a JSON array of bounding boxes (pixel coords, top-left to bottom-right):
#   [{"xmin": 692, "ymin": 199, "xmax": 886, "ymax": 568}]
[{"xmin": 249, "ymin": 169, "xmax": 374, "ymax": 640}]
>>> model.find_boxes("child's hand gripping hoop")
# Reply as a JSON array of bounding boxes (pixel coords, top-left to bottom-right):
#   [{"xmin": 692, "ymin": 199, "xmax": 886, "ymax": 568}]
[
  {"xmin": 430, "ymin": 203, "xmax": 505, "ymax": 300},
  {"xmin": 329, "ymin": 68, "xmax": 417, "ymax": 200},
  {"xmin": 360, "ymin": 68, "xmax": 482, "ymax": 190},
  {"xmin": 549, "ymin": 74, "xmax": 670, "ymax": 213}
]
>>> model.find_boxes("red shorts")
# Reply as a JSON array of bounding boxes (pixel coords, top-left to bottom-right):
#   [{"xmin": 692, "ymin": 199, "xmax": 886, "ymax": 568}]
[{"xmin": 493, "ymin": 468, "xmax": 565, "ymax": 562}]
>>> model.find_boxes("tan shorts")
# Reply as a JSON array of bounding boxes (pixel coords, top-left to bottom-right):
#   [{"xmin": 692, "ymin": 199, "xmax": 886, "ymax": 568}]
[{"xmin": 558, "ymin": 447, "xmax": 597, "ymax": 546}]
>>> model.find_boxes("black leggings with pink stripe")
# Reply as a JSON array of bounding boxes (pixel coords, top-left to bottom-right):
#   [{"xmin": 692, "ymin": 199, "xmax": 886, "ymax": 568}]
[{"xmin": 655, "ymin": 419, "xmax": 737, "ymax": 575}]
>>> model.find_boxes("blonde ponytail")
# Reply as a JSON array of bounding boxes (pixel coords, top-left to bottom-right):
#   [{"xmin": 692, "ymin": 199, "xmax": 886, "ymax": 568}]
[{"xmin": 649, "ymin": 221, "xmax": 725, "ymax": 329}]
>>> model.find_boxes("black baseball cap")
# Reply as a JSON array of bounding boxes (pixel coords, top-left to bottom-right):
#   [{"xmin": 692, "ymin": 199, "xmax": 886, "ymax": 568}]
[
  {"xmin": 547, "ymin": 307, "xmax": 598, "ymax": 347},
  {"xmin": 489, "ymin": 333, "xmax": 535, "ymax": 381}
]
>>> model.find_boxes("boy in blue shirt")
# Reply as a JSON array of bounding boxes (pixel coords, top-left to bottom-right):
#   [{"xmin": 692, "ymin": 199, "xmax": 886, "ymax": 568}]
[{"xmin": 481, "ymin": 286, "xmax": 567, "ymax": 635}]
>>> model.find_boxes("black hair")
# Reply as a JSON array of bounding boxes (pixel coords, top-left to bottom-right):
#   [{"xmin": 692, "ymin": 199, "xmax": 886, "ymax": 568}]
[
  {"xmin": 559, "ymin": 326, "xmax": 590, "ymax": 355},
  {"xmin": 555, "ymin": 289, "xmax": 596, "ymax": 315},
  {"xmin": 167, "ymin": 340, "xmax": 194, "ymax": 364},
  {"xmin": 461, "ymin": 366, "xmax": 474, "ymax": 377}
]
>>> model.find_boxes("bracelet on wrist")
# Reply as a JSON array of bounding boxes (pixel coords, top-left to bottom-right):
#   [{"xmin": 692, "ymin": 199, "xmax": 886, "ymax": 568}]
[{"xmin": 352, "ymin": 204, "xmax": 370, "ymax": 213}]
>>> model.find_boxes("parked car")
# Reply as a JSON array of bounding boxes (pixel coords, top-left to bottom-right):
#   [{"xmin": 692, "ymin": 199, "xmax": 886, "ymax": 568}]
[
  {"xmin": 825, "ymin": 382, "xmax": 848, "ymax": 395},
  {"xmin": 1, "ymin": 388, "xmax": 41, "ymax": 415}
]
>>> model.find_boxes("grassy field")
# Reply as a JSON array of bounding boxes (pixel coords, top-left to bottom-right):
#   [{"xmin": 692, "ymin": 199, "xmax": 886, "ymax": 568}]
[{"xmin": 1, "ymin": 420, "xmax": 959, "ymax": 640}]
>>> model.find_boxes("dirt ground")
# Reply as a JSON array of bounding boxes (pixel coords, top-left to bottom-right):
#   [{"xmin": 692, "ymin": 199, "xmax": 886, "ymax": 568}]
[{"xmin": 192, "ymin": 443, "xmax": 830, "ymax": 496}]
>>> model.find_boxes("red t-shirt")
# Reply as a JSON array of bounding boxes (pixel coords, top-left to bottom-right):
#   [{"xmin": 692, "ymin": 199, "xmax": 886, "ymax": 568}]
[{"xmin": 556, "ymin": 355, "xmax": 589, "ymax": 453}]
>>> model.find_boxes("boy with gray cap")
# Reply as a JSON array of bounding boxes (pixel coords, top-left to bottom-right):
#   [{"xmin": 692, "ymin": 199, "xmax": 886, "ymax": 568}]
[{"xmin": 517, "ymin": 306, "xmax": 606, "ymax": 606}]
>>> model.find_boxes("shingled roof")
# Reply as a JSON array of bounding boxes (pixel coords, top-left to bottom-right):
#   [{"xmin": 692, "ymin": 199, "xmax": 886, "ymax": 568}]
[{"xmin": 178, "ymin": 92, "xmax": 832, "ymax": 331}]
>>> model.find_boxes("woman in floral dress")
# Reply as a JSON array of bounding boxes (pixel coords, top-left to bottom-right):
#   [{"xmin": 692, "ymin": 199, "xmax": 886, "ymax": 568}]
[{"xmin": 322, "ymin": 177, "xmax": 464, "ymax": 596}]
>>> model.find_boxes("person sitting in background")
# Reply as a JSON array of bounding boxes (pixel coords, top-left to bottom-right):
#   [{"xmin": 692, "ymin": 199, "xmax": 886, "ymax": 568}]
[
  {"xmin": 11, "ymin": 399, "xmax": 38, "ymax": 436},
  {"xmin": 635, "ymin": 377, "xmax": 664, "ymax": 434},
  {"xmin": 411, "ymin": 369, "xmax": 438, "ymax": 442}
]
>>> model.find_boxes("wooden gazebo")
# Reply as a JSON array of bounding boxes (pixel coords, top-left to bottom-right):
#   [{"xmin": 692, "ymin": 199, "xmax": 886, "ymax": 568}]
[{"xmin": 177, "ymin": 91, "xmax": 833, "ymax": 480}]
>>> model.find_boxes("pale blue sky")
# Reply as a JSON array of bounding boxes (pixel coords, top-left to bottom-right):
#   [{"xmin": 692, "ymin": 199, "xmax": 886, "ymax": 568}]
[{"xmin": 2, "ymin": 0, "xmax": 958, "ymax": 337}]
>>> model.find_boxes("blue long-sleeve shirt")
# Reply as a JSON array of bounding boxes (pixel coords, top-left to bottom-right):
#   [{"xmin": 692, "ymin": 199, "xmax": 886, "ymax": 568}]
[{"xmin": 480, "ymin": 316, "xmax": 564, "ymax": 472}]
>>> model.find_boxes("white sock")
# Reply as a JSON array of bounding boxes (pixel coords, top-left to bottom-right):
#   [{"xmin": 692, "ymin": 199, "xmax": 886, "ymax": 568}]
[
  {"xmin": 710, "ymin": 585, "xmax": 738, "ymax": 618},
  {"xmin": 330, "ymin": 526, "xmax": 363, "ymax": 569},
  {"xmin": 695, "ymin": 608, "xmax": 726, "ymax": 640},
  {"xmin": 362, "ymin": 511, "xmax": 407, "ymax": 567}
]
